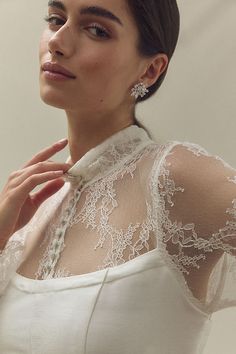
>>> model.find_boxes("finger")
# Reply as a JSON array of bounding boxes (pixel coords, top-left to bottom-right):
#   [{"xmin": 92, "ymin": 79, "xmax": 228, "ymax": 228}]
[
  {"xmin": 20, "ymin": 138, "xmax": 68, "ymax": 169},
  {"xmin": 12, "ymin": 170, "xmax": 66, "ymax": 205},
  {"xmin": 31, "ymin": 178, "xmax": 66, "ymax": 209},
  {"xmin": 10, "ymin": 162, "xmax": 71, "ymax": 188}
]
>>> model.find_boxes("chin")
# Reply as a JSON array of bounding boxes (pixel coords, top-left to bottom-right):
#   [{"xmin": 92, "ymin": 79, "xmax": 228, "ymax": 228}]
[{"xmin": 39, "ymin": 86, "xmax": 70, "ymax": 110}]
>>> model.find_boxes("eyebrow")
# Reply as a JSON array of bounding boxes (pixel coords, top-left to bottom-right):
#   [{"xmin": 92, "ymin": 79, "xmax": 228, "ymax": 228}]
[{"xmin": 47, "ymin": 1, "xmax": 123, "ymax": 27}]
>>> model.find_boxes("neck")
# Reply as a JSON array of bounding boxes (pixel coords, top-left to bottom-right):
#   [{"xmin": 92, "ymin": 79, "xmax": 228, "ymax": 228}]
[{"xmin": 65, "ymin": 107, "xmax": 135, "ymax": 165}]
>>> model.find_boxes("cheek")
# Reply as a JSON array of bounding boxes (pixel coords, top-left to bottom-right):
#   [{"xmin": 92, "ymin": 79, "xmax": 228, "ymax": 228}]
[
  {"xmin": 76, "ymin": 47, "xmax": 138, "ymax": 105},
  {"xmin": 78, "ymin": 49, "xmax": 112, "ymax": 77},
  {"xmin": 78, "ymin": 46, "xmax": 130, "ymax": 83}
]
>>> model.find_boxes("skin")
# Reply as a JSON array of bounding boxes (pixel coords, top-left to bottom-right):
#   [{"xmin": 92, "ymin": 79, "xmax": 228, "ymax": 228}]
[{"xmin": 39, "ymin": 0, "xmax": 168, "ymax": 164}]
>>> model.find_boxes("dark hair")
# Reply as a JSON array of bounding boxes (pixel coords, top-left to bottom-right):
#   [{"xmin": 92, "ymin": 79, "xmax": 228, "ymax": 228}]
[{"xmin": 127, "ymin": 0, "xmax": 180, "ymax": 103}]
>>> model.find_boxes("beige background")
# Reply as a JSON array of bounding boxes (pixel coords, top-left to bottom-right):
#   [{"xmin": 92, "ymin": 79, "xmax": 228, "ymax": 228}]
[{"xmin": 0, "ymin": 1, "xmax": 235, "ymax": 352}]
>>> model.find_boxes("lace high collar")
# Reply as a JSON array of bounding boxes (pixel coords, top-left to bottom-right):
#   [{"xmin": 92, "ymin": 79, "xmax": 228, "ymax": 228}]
[{"xmin": 63, "ymin": 124, "xmax": 154, "ymax": 188}]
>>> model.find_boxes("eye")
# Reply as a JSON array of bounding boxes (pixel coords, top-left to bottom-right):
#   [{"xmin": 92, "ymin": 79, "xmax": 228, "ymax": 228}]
[
  {"xmin": 44, "ymin": 15, "xmax": 64, "ymax": 26},
  {"xmin": 85, "ymin": 24, "xmax": 110, "ymax": 39},
  {"xmin": 44, "ymin": 15, "xmax": 110, "ymax": 39}
]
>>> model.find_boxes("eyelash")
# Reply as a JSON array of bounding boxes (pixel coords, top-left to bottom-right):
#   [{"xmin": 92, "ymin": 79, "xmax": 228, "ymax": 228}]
[{"xmin": 44, "ymin": 15, "xmax": 110, "ymax": 39}]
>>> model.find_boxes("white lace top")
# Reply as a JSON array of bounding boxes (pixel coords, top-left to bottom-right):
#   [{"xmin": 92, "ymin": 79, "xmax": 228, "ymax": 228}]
[{"xmin": 0, "ymin": 125, "xmax": 235, "ymax": 354}]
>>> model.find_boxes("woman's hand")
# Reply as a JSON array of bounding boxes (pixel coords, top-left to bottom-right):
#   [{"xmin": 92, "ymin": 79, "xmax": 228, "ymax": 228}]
[{"xmin": 0, "ymin": 138, "xmax": 72, "ymax": 250}]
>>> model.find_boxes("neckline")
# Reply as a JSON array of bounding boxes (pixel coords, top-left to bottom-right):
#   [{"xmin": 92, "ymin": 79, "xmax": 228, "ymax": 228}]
[
  {"xmin": 62, "ymin": 125, "xmax": 154, "ymax": 186},
  {"xmin": 11, "ymin": 247, "xmax": 210, "ymax": 317},
  {"xmin": 12, "ymin": 248, "xmax": 163, "ymax": 293}
]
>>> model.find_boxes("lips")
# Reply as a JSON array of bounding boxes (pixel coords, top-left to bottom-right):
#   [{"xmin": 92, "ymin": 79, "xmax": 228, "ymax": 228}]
[{"xmin": 42, "ymin": 62, "xmax": 76, "ymax": 78}]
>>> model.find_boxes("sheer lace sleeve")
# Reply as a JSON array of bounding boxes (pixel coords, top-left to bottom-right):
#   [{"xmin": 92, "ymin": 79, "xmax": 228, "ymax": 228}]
[
  {"xmin": 0, "ymin": 182, "xmax": 70, "ymax": 295},
  {"xmin": 151, "ymin": 141, "xmax": 236, "ymax": 314},
  {"xmin": 0, "ymin": 227, "xmax": 27, "ymax": 295}
]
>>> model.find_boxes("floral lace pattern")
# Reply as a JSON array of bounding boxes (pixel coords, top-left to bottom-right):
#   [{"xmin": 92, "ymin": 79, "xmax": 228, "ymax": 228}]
[
  {"xmin": 1, "ymin": 126, "xmax": 236, "ymax": 315},
  {"xmin": 151, "ymin": 140, "xmax": 236, "ymax": 312},
  {"xmin": 35, "ymin": 144, "xmax": 157, "ymax": 279},
  {"xmin": 70, "ymin": 148, "xmax": 155, "ymax": 265},
  {"xmin": 181, "ymin": 142, "xmax": 236, "ymax": 170},
  {"xmin": 158, "ymin": 157, "xmax": 236, "ymax": 274},
  {"xmin": 0, "ymin": 233, "xmax": 25, "ymax": 293},
  {"xmin": 33, "ymin": 126, "xmax": 157, "ymax": 280}
]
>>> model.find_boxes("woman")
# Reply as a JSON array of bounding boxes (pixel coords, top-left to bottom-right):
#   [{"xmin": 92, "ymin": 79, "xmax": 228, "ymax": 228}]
[{"xmin": 0, "ymin": 0, "xmax": 235, "ymax": 353}]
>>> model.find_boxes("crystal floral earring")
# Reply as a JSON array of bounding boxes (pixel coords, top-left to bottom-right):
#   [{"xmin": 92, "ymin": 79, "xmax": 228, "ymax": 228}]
[{"xmin": 130, "ymin": 81, "xmax": 149, "ymax": 99}]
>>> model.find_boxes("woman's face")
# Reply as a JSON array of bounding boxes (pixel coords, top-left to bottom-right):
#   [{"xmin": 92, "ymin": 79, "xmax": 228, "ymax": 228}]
[{"xmin": 39, "ymin": 0, "xmax": 148, "ymax": 114}]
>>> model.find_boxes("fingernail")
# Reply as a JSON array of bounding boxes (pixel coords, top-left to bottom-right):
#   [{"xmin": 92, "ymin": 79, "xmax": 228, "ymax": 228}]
[
  {"xmin": 53, "ymin": 170, "xmax": 64, "ymax": 175},
  {"xmin": 57, "ymin": 138, "xmax": 68, "ymax": 144}
]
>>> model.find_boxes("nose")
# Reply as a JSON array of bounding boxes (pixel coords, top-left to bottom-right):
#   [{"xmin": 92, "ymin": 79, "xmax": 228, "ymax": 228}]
[{"xmin": 48, "ymin": 24, "xmax": 75, "ymax": 58}]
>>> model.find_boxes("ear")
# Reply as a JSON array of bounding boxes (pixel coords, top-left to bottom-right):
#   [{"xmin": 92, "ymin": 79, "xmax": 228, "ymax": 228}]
[{"xmin": 140, "ymin": 53, "xmax": 169, "ymax": 87}]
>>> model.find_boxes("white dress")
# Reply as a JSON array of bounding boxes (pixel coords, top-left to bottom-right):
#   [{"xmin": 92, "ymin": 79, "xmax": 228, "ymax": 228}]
[{"xmin": 0, "ymin": 125, "xmax": 235, "ymax": 354}]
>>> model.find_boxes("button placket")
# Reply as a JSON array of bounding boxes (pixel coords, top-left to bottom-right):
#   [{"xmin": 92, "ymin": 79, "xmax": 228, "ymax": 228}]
[{"xmin": 37, "ymin": 178, "xmax": 87, "ymax": 279}]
